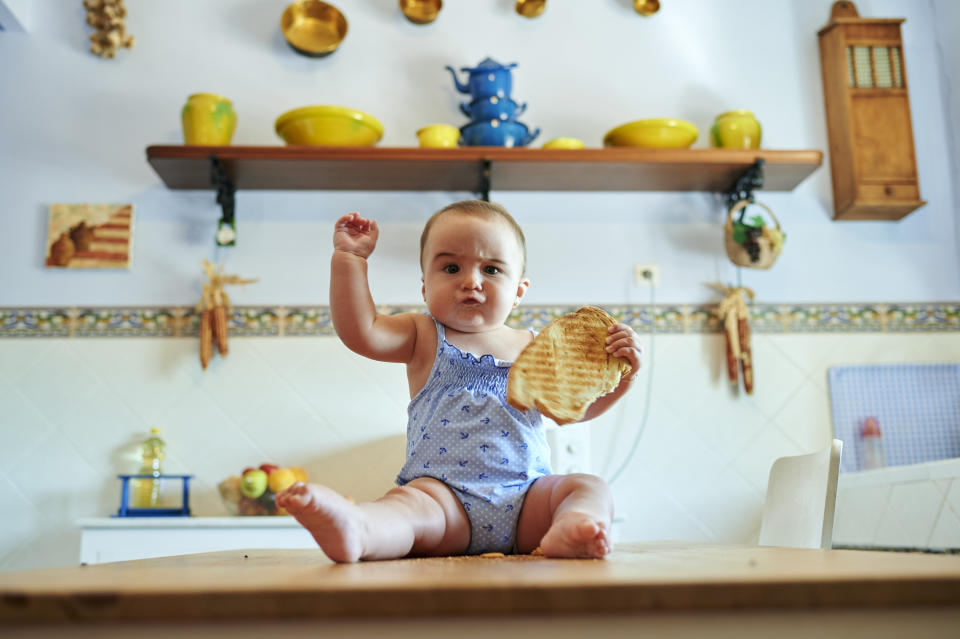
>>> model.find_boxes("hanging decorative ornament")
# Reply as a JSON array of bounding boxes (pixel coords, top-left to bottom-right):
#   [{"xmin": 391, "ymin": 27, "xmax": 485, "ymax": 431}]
[
  {"xmin": 84, "ymin": 0, "xmax": 135, "ymax": 58},
  {"xmin": 197, "ymin": 260, "xmax": 258, "ymax": 370},
  {"xmin": 724, "ymin": 199, "xmax": 785, "ymax": 269},
  {"xmin": 709, "ymin": 284, "xmax": 755, "ymax": 395}
]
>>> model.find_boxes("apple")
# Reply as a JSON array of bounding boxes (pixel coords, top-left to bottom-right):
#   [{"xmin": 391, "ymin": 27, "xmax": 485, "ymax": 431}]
[
  {"xmin": 240, "ymin": 469, "xmax": 268, "ymax": 499},
  {"xmin": 259, "ymin": 463, "xmax": 279, "ymax": 476}
]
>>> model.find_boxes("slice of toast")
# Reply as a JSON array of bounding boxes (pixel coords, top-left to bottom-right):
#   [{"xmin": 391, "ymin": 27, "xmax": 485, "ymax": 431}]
[{"xmin": 507, "ymin": 306, "xmax": 630, "ymax": 425}]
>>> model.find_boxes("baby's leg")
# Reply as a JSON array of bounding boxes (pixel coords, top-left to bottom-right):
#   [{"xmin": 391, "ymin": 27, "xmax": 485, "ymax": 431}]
[
  {"xmin": 276, "ymin": 478, "xmax": 470, "ymax": 562},
  {"xmin": 515, "ymin": 473, "xmax": 613, "ymax": 559}
]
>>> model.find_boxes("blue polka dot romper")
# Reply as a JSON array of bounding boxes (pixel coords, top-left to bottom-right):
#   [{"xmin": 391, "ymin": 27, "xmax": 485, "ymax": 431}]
[{"xmin": 397, "ymin": 315, "xmax": 552, "ymax": 554}]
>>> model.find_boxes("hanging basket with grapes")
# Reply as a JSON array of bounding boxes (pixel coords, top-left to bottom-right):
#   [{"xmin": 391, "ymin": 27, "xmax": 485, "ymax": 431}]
[{"xmin": 724, "ymin": 199, "xmax": 785, "ymax": 270}]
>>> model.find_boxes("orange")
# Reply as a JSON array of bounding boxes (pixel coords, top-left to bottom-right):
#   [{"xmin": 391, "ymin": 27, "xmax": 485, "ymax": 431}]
[
  {"xmin": 267, "ymin": 467, "xmax": 297, "ymax": 494},
  {"xmin": 291, "ymin": 466, "xmax": 309, "ymax": 482}
]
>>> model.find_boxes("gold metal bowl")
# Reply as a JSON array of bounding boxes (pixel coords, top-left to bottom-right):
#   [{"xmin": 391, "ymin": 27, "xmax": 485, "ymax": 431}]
[
  {"xmin": 603, "ymin": 119, "xmax": 699, "ymax": 148},
  {"xmin": 275, "ymin": 105, "xmax": 384, "ymax": 146},
  {"xmin": 515, "ymin": 0, "xmax": 546, "ymax": 18},
  {"xmin": 399, "ymin": 0, "xmax": 442, "ymax": 25},
  {"xmin": 634, "ymin": 0, "xmax": 660, "ymax": 16},
  {"xmin": 281, "ymin": 0, "xmax": 348, "ymax": 58}
]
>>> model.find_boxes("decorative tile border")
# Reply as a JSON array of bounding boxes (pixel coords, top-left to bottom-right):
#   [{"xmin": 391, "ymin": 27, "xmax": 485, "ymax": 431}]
[{"xmin": 2, "ymin": 303, "xmax": 958, "ymax": 338}]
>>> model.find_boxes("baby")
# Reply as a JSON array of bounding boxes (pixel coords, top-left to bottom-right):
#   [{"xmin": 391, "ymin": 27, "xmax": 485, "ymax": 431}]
[{"xmin": 277, "ymin": 200, "xmax": 641, "ymax": 561}]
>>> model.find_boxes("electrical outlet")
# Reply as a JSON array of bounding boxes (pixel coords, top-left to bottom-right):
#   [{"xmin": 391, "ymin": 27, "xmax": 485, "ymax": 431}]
[
  {"xmin": 633, "ymin": 263, "xmax": 660, "ymax": 286},
  {"xmin": 547, "ymin": 426, "xmax": 591, "ymax": 475}
]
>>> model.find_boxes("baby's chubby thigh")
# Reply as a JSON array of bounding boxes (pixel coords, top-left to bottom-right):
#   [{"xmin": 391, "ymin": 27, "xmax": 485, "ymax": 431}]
[{"xmin": 399, "ymin": 476, "xmax": 472, "ymax": 555}]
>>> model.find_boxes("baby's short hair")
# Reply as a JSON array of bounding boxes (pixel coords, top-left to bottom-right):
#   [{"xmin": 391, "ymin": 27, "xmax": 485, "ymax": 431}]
[{"xmin": 419, "ymin": 200, "xmax": 527, "ymax": 274}]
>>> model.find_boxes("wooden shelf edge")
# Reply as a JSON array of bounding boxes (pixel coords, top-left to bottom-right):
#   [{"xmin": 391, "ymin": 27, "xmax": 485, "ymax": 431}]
[
  {"xmin": 147, "ymin": 145, "xmax": 822, "ymax": 163},
  {"xmin": 145, "ymin": 145, "xmax": 823, "ymax": 192}
]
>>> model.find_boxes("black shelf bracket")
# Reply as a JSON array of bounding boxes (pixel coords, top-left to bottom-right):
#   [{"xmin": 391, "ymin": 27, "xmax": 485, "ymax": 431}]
[
  {"xmin": 210, "ymin": 154, "xmax": 236, "ymax": 247},
  {"xmin": 477, "ymin": 159, "xmax": 492, "ymax": 202},
  {"xmin": 725, "ymin": 158, "xmax": 765, "ymax": 211}
]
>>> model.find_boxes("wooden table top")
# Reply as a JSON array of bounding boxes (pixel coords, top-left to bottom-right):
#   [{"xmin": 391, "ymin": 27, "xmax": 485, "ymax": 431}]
[{"xmin": 3, "ymin": 542, "xmax": 960, "ymax": 623}]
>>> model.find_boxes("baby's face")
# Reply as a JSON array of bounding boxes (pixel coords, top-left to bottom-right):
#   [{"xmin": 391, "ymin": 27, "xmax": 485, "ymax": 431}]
[{"xmin": 421, "ymin": 213, "xmax": 528, "ymax": 333}]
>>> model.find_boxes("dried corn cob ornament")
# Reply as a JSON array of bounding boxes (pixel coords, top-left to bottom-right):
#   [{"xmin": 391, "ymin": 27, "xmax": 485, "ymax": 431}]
[
  {"xmin": 709, "ymin": 283, "xmax": 755, "ymax": 395},
  {"xmin": 197, "ymin": 259, "xmax": 257, "ymax": 370}
]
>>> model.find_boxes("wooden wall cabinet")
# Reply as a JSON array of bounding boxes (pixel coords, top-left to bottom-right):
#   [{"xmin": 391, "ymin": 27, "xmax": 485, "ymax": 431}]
[{"xmin": 817, "ymin": 1, "xmax": 925, "ymax": 220}]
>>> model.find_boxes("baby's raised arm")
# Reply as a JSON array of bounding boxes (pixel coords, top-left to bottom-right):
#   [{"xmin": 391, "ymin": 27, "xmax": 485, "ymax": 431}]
[
  {"xmin": 330, "ymin": 212, "xmax": 418, "ymax": 363},
  {"xmin": 579, "ymin": 323, "xmax": 642, "ymax": 422}
]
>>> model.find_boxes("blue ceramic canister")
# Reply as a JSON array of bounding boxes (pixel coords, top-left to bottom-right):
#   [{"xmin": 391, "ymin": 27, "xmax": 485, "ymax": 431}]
[
  {"xmin": 460, "ymin": 119, "xmax": 540, "ymax": 147},
  {"xmin": 460, "ymin": 96, "xmax": 527, "ymax": 122},
  {"xmin": 446, "ymin": 57, "xmax": 518, "ymax": 100}
]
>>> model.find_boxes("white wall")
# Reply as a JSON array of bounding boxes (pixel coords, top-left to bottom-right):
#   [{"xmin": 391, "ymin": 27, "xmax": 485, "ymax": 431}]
[
  {"xmin": 931, "ymin": 0, "xmax": 960, "ymax": 279},
  {"xmin": 1, "ymin": 0, "xmax": 959, "ymax": 571},
  {"xmin": 0, "ymin": 0, "xmax": 957, "ymax": 308}
]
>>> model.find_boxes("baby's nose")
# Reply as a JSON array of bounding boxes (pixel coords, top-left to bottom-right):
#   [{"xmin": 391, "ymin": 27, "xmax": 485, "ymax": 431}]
[{"xmin": 461, "ymin": 269, "xmax": 482, "ymax": 288}]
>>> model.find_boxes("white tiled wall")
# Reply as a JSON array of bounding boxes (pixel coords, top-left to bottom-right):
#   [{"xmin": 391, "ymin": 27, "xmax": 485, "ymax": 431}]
[
  {"xmin": 834, "ymin": 459, "xmax": 960, "ymax": 549},
  {"xmin": 1, "ymin": 332, "xmax": 958, "ymax": 571}
]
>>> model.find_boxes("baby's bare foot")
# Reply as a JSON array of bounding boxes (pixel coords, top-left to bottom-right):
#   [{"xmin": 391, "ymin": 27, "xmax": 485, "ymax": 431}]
[
  {"xmin": 539, "ymin": 511, "xmax": 612, "ymax": 559},
  {"xmin": 275, "ymin": 482, "xmax": 365, "ymax": 563}
]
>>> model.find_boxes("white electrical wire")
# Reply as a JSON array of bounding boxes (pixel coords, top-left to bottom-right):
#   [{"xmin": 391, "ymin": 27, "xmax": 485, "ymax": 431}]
[{"xmin": 605, "ymin": 282, "xmax": 656, "ymax": 486}]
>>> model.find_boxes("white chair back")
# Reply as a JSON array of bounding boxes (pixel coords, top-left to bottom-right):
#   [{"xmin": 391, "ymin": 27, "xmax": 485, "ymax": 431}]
[{"xmin": 758, "ymin": 439, "xmax": 843, "ymax": 549}]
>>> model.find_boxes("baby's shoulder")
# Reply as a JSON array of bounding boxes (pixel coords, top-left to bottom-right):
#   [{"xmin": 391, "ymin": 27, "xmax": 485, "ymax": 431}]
[
  {"xmin": 497, "ymin": 325, "xmax": 535, "ymax": 361},
  {"xmin": 409, "ymin": 312, "xmax": 439, "ymax": 360}
]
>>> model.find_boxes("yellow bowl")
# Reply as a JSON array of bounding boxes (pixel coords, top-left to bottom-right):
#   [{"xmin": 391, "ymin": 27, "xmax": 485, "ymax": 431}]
[
  {"xmin": 542, "ymin": 137, "xmax": 585, "ymax": 150},
  {"xmin": 281, "ymin": 0, "xmax": 348, "ymax": 57},
  {"xmin": 275, "ymin": 105, "xmax": 384, "ymax": 146},
  {"xmin": 416, "ymin": 124, "xmax": 459, "ymax": 148},
  {"xmin": 603, "ymin": 118, "xmax": 698, "ymax": 148}
]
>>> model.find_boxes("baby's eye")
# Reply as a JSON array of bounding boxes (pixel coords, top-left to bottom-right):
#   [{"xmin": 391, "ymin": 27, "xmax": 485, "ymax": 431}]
[
  {"xmin": 442, "ymin": 264, "xmax": 459, "ymax": 274},
  {"xmin": 483, "ymin": 265, "xmax": 500, "ymax": 275}
]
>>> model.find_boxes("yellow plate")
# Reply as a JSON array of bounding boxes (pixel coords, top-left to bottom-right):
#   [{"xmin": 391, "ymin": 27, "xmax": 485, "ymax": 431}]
[
  {"xmin": 281, "ymin": 0, "xmax": 348, "ymax": 57},
  {"xmin": 275, "ymin": 106, "xmax": 384, "ymax": 146},
  {"xmin": 542, "ymin": 137, "xmax": 585, "ymax": 150},
  {"xmin": 603, "ymin": 118, "xmax": 698, "ymax": 148}
]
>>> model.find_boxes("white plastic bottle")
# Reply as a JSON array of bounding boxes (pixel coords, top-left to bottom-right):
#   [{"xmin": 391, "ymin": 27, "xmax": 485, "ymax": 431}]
[{"xmin": 133, "ymin": 428, "xmax": 166, "ymax": 508}]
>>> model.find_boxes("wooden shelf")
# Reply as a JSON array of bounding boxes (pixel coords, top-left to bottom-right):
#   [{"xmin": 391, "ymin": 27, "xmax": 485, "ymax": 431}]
[{"xmin": 146, "ymin": 145, "xmax": 822, "ymax": 193}]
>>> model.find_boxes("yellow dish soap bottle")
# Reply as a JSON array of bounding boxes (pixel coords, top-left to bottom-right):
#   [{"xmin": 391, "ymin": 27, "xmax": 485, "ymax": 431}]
[{"xmin": 133, "ymin": 428, "xmax": 166, "ymax": 508}]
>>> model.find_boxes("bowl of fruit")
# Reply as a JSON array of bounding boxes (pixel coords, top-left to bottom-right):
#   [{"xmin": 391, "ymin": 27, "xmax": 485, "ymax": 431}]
[{"xmin": 218, "ymin": 463, "xmax": 308, "ymax": 515}]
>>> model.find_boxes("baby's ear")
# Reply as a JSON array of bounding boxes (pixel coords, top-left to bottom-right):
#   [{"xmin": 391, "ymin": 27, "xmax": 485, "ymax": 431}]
[{"xmin": 515, "ymin": 277, "xmax": 531, "ymax": 301}]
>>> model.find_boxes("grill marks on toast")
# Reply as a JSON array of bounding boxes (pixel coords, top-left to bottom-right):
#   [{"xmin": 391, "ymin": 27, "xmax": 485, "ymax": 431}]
[{"xmin": 507, "ymin": 306, "xmax": 629, "ymax": 425}]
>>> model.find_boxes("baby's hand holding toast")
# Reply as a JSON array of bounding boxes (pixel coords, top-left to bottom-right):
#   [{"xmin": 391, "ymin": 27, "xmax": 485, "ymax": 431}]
[
  {"xmin": 334, "ymin": 212, "xmax": 379, "ymax": 259},
  {"xmin": 606, "ymin": 323, "xmax": 642, "ymax": 382}
]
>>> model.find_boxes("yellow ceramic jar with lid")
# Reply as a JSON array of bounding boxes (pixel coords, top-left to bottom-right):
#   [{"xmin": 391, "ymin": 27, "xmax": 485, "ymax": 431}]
[
  {"xmin": 182, "ymin": 93, "xmax": 237, "ymax": 145},
  {"xmin": 710, "ymin": 110, "xmax": 761, "ymax": 149}
]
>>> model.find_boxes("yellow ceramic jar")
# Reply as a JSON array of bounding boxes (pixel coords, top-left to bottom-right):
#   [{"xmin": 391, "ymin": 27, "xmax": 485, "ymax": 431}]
[
  {"xmin": 416, "ymin": 124, "xmax": 460, "ymax": 148},
  {"xmin": 710, "ymin": 110, "xmax": 761, "ymax": 149},
  {"xmin": 182, "ymin": 93, "xmax": 237, "ymax": 145}
]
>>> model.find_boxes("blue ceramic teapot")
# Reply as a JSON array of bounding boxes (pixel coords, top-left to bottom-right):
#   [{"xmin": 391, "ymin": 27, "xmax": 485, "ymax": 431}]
[
  {"xmin": 446, "ymin": 57, "xmax": 518, "ymax": 100},
  {"xmin": 459, "ymin": 96, "xmax": 527, "ymax": 122},
  {"xmin": 460, "ymin": 120, "xmax": 540, "ymax": 147}
]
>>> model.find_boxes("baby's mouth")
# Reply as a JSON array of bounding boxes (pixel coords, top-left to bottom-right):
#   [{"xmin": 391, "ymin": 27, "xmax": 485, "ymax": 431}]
[{"xmin": 460, "ymin": 297, "xmax": 483, "ymax": 306}]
